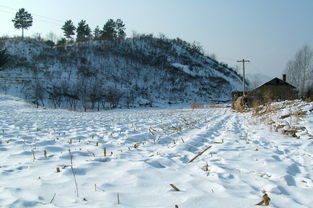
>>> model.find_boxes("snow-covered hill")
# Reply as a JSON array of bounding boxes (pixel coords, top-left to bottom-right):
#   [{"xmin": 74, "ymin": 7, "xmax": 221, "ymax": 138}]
[{"xmin": 0, "ymin": 37, "xmax": 243, "ymax": 109}]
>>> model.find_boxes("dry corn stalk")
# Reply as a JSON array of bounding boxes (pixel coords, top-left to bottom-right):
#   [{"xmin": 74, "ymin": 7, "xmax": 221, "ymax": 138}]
[
  {"xmin": 213, "ymin": 139, "xmax": 224, "ymax": 144},
  {"xmin": 170, "ymin": 184, "xmax": 180, "ymax": 191},
  {"xmin": 256, "ymin": 190, "xmax": 270, "ymax": 206},
  {"xmin": 189, "ymin": 146, "xmax": 212, "ymax": 163}
]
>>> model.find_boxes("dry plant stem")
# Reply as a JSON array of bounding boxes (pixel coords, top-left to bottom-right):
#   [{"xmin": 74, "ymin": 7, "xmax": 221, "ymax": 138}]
[
  {"xmin": 117, "ymin": 193, "xmax": 120, "ymax": 204},
  {"xmin": 170, "ymin": 184, "xmax": 180, "ymax": 191},
  {"xmin": 213, "ymin": 139, "xmax": 224, "ymax": 144},
  {"xmin": 256, "ymin": 192, "xmax": 271, "ymax": 206},
  {"xmin": 88, "ymin": 150, "xmax": 95, "ymax": 157},
  {"xmin": 31, "ymin": 149, "xmax": 36, "ymax": 161},
  {"xmin": 69, "ymin": 149, "xmax": 79, "ymax": 198},
  {"xmin": 189, "ymin": 145, "xmax": 212, "ymax": 163},
  {"xmin": 50, "ymin": 193, "xmax": 56, "ymax": 204}
]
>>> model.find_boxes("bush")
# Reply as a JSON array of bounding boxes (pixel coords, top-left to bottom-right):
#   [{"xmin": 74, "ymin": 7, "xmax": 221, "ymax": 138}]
[
  {"xmin": 44, "ymin": 40, "xmax": 55, "ymax": 47},
  {"xmin": 57, "ymin": 38, "xmax": 66, "ymax": 46},
  {"xmin": 0, "ymin": 49, "xmax": 9, "ymax": 68}
]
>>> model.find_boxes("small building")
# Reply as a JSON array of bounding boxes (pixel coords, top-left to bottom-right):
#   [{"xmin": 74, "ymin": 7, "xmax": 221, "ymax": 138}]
[
  {"xmin": 232, "ymin": 75, "xmax": 299, "ymax": 109},
  {"xmin": 248, "ymin": 77, "xmax": 298, "ymax": 105}
]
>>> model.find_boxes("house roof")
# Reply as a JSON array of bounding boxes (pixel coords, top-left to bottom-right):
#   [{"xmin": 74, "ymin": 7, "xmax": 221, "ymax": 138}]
[{"xmin": 254, "ymin": 77, "xmax": 296, "ymax": 90}]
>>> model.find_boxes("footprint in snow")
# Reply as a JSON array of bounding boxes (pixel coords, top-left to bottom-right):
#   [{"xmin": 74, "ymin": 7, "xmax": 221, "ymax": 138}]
[
  {"xmin": 44, "ymin": 146, "xmax": 64, "ymax": 152},
  {"xmin": 284, "ymin": 174, "xmax": 297, "ymax": 186},
  {"xmin": 271, "ymin": 155, "xmax": 282, "ymax": 161},
  {"xmin": 145, "ymin": 160, "xmax": 166, "ymax": 169},
  {"xmin": 287, "ymin": 163, "xmax": 301, "ymax": 176},
  {"xmin": 64, "ymin": 168, "xmax": 88, "ymax": 176}
]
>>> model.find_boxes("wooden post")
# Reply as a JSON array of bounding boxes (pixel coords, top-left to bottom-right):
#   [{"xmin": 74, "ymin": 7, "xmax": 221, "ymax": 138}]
[{"xmin": 237, "ymin": 59, "xmax": 250, "ymax": 96}]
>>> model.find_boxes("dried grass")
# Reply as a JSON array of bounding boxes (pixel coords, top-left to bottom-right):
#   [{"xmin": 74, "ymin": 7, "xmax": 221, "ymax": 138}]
[
  {"xmin": 256, "ymin": 190, "xmax": 271, "ymax": 206},
  {"xmin": 191, "ymin": 104, "xmax": 203, "ymax": 110}
]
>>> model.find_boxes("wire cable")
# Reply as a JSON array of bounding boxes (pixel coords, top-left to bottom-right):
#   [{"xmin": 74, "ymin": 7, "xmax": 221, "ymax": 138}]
[{"xmin": 0, "ymin": 4, "xmax": 63, "ymax": 26}]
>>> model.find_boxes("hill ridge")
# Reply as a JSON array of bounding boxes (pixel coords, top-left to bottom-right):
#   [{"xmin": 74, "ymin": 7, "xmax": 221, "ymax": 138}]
[{"xmin": 0, "ymin": 37, "xmax": 243, "ymax": 109}]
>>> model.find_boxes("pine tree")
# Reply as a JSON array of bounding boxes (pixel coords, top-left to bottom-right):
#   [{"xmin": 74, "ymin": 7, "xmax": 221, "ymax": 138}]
[
  {"xmin": 115, "ymin": 19, "xmax": 126, "ymax": 40},
  {"xmin": 12, "ymin": 8, "xmax": 33, "ymax": 38},
  {"xmin": 93, "ymin": 26, "xmax": 101, "ymax": 40},
  {"xmin": 76, "ymin": 20, "xmax": 92, "ymax": 42},
  {"xmin": 62, "ymin": 20, "xmax": 76, "ymax": 40},
  {"xmin": 101, "ymin": 19, "xmax": 116, "ymax": 41},
  {"xmin": 85, "ymin": 24, "xmax": 92, "ymax": 40},
  {"xmin": 76, "ymin": 20, "xmax": 86, "ymax": 41}
]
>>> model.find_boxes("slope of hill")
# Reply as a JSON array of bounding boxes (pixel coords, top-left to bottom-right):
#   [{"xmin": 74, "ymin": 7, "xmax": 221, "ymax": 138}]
[{"xmin": 0, "ymin": 37, "xmax": 243, "ymax": 109}]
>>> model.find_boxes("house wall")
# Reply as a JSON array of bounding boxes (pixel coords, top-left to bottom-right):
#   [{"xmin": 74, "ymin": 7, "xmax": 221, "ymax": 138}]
[{"xmin": 248, "ymin": 85, "xmax": 298, "ymax": 105}]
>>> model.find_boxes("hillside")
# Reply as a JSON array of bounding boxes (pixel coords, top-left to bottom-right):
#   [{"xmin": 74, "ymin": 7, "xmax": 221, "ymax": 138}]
[{"xmin": 0, "ymin": 37, "xmax": 243, "ymax": 109}]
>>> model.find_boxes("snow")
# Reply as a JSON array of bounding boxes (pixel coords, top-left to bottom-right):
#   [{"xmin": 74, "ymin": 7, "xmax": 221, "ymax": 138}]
[
  {"xmin": 1, "ymin": 38, "xmax": 243, "ymax": 107},
  {"xmin": 171, "ymin": 63, "xmax": 195, "ymax": 77},
  {"xmin": 1, "ymin": 94, "xmax": 313, "ymax": 208}
]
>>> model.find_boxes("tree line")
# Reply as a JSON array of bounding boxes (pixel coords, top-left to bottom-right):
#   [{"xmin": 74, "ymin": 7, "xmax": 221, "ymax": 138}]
[
  {"xmin": 29, "ymin": 77, "xmax": 123, "ymax": 111},
  {"xmin": 11, "ymin": 8, "xmax": 126, "ymax": 43},
  {"xmin": 285, "ymin": 44, "xmax": 313, "ymax": 98},
  {"xmin": 61, "ymin": 19, "xmax": 126, "ymax": 43}
]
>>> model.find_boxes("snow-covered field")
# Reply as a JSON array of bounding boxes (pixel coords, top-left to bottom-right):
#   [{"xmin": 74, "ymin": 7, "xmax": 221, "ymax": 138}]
[{"xmin": 1, "ymin": 94, "xmax": 313, "ymax": 208}]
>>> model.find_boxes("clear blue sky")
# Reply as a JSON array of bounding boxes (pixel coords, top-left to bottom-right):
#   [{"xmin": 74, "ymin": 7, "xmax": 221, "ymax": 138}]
[{"xmin": 1, "ymin": 0, "xmax": 313, "ymax": 78}]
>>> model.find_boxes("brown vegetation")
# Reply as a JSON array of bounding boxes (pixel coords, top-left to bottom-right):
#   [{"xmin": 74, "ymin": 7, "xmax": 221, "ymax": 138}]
[{"xmin": 191, "ymin": 104, "xmax": 203, "ymax": 110}]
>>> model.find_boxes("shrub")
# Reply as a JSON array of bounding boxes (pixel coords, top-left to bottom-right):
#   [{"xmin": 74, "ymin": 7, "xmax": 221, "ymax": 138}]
[{"xmin": 44, "ymin": 40, "xmax": 55, "ymax": 47}]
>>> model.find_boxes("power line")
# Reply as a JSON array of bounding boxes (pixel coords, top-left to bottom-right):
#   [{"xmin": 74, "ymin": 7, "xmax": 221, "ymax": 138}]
[
  {"xmin": 0, "ymin": 4, "xmax": 63, "ymax": 25},
  {"xmin": 0, "ymin": 10, "xmax": 62, "ymax": 27},
  {"xmin": 33, "ymin": 17, "xmax": 63, "ymax": 26},
  {"xmin": 31, "ymin": 13, "xmax": 63, "ymax": 24}
]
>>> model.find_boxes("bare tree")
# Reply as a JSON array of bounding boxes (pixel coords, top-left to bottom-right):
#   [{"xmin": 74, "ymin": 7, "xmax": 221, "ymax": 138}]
[
  {"xmin": 66, "ymin": 82, "xmax": 80, "ymax": 110},
  {"xmin": 48, "ymin": 84, "xmax": 62, "ymax": 108},
  {"xmin": 32, "ymin": 79, "xmax": 45, "ymax": 108},
  {"xmin": 250, "ymin": 74, "xmax": 262, "ymax": 89},
  {"xmin": 88, "ymin": 78, "xmax": 103, "ymax": 110},
  {"xmin": 77, "ymin": 77, "xmax": 89, "ymax": 111},
  {"xmin": 105, "ymin": 87, "xmax": 122, "ymax": 109},
  {"xmin": 125, "ymin": 89, "xmax": 136, "ymax": 108},
  {"xmin": 0, "ymin": 82, "xmax": 9, "ymax": 94},
  {"xmin": 285, "ymin": 45, "xmax": 313, "ymax": 95},
  {"xmin": 46, "ymin": 31, "xmax": 58, "ymax": 43},
  {"xmin": 0, "ymin": 49, "xmax": 9, "ymax": 69}
]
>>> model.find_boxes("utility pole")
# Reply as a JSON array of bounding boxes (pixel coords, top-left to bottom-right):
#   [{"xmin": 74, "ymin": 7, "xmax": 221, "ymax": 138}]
[{"xmin": 237, "ymin": 59, "xmax": 250, "ymax": 96}]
